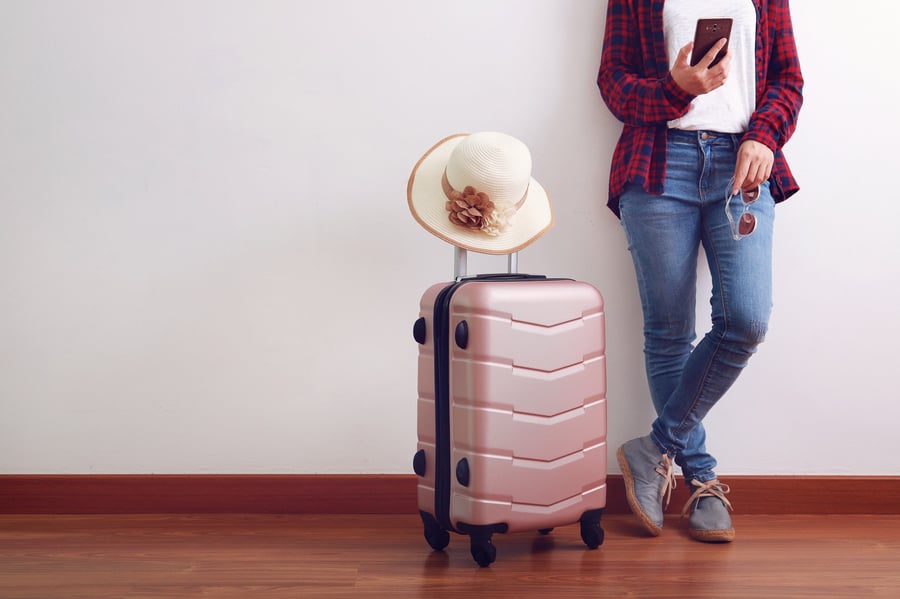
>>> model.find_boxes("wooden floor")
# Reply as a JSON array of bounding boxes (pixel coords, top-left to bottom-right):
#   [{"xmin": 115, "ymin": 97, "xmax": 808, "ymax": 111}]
[{"xmin": 1, "ymin": 513, "xmax": 899, "ymax": 598}]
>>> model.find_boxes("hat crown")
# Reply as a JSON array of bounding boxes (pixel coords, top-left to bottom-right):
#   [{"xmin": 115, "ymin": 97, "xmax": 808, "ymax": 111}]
[{"xmin": 444, "ymin": 132, "xmax": 532, "ymax": 205}]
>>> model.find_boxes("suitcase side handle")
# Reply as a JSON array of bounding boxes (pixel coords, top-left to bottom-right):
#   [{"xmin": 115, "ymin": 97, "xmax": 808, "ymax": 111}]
[{"xmin": 453, "ymin": 247, "xmax": 518, "ymax": 280}]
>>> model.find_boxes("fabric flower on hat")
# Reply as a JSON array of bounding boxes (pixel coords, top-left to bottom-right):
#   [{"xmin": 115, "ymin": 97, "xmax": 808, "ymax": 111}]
[{"xmin": 446, "ymin": 186, "xmax": 514, "ymax": 237}]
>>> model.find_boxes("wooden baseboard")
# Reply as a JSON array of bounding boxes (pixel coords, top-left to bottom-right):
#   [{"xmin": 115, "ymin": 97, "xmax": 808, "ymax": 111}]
[{"xmin": 1, "ymin": 474, "xmax": 897, "ymax": 515}]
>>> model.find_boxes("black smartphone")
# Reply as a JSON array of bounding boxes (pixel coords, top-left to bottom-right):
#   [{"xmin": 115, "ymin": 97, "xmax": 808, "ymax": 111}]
[{"xmin": 691, "ymin": 18, "xmax": 733, "ymax": 67}]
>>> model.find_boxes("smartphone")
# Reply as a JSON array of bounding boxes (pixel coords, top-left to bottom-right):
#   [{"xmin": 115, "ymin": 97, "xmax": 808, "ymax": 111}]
[{"xmin": 691, "ymin": 18, "xmax": 733, "ymax": 67}]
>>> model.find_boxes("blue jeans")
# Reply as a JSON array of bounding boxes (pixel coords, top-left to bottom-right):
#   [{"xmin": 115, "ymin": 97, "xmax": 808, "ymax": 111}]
[{"xmin": 619, "ymin": 129, "xmax": 775, "ymax": 483}]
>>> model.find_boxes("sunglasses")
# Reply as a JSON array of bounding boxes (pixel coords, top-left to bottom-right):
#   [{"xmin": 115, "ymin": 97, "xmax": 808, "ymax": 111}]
[{"xmin": 725, "ymin": 177, "xmax": 760, "ymax": 241}]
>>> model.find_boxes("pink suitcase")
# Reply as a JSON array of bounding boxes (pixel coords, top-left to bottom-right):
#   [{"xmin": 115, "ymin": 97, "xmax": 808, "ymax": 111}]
[{"xmin": 413, "ymin": 250, "xmax": 607, "ymax": 566}]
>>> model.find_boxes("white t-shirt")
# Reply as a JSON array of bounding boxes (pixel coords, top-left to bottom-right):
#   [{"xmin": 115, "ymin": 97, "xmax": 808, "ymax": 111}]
[{"xmin": 665, "ymin": 0, "xmax": 756, "ymax": 133}]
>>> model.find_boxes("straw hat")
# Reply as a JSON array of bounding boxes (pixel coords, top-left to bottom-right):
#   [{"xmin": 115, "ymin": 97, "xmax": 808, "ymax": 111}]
[{"xmin": 407, "ymin": 132, "xmax": 553, "ymax": 254}]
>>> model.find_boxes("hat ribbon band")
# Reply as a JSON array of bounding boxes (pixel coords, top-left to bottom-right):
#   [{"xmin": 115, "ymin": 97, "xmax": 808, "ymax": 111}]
[{"xmin": 441, "ymin": 171, "xmax": 528, "ymax": 211}]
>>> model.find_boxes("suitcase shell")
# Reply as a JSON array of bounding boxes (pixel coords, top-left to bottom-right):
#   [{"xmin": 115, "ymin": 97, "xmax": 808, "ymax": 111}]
[{"xmin": 413, "ymin": 274, "xmax": 607, "ymax": 565}]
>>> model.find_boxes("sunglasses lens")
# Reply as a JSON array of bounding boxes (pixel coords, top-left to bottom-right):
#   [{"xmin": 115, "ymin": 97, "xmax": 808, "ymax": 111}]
[
  {"xmin": 725, "ymin": 179, "xmax": 760, "ymax": 240},
  {"xmin": 738, "ymin": 213, "xmax": 756, "ymax": 236}
]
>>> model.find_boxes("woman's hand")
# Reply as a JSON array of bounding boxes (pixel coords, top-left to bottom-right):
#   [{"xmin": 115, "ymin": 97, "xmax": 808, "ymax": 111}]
[
  {"xmin": 733, "ymin": 140, "xmax": 774, "ymax": 195},
  {"xmin": 671, "ymin": 39, "xmax": 731, "ymax": 96}
]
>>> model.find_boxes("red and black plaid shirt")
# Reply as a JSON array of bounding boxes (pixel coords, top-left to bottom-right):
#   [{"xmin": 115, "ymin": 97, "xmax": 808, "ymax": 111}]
[{"xmin": 597, "ymin": 0, "xmax": 804, "ymax": 217}]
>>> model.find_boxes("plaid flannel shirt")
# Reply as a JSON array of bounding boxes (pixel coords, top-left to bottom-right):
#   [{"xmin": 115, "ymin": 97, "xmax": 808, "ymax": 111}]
[{"xmin": 597, "ymin": 0, "xmax": 804, "ymax": 217}]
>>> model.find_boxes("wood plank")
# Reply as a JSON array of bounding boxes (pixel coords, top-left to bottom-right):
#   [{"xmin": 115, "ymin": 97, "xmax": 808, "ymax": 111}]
[
  {"xmin": 1, "ymin": 513, "xmax": 898, "ymax": 597},
  {"xmin": 1, "ymin": 474, "xmax": 898, "ymax": 515}
]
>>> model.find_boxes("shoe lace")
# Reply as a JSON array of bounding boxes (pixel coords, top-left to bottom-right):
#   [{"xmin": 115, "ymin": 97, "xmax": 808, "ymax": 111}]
[
  {"xmin": 655, "ymin": 454, "xmax": 677, "ymax": 509},
  {"xmin": 680, "ymin": 479, "xmax": 733, "ymax": 518}
]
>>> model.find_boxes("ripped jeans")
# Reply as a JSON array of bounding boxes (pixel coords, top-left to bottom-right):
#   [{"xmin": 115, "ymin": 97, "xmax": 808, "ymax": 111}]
[{"xmin": 619, "ymin": 129, "xmax": 775, "ymax": 483}]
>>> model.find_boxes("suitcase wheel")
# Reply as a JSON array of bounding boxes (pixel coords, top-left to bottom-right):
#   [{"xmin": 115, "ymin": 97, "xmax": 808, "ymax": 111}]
[
  {"xmin": 469, "ymin": 535, "xmax": 497, "ymax": 568},
  {"xmin": 579, "ymin": 508, "xmax": 605, "ymax": 549},
  {"xmin": 427, "ymin": 529, "xmax": 451, "ymax": 552},
  {"xmin": 580, "ymin": 522, "xmax": 604, "ymax": 549},
  {"xmin": 419, "ymin": 511, "xmax": 450, "ymax": 552}
]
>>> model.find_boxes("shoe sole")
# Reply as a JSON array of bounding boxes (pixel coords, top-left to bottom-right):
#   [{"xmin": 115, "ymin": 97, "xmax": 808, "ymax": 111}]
[
  {"xmin": 616, "ymin": 446, "xmax": 662, "ymax": 537},
  {"xmin": 690, "ymin": 528, "xmax": 735, "ymax": 543}
]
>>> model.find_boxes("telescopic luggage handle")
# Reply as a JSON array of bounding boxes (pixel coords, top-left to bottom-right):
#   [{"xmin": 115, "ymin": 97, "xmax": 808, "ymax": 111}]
[{"xmin": 453, "ymin": 247, "xmax": 518, "ymax": 279}]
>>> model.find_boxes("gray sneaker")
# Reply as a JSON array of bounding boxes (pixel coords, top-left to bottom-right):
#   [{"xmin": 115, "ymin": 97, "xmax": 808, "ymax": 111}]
[
  {"xmin": 681, "ymin": 479, "xmax": 735, "ymax": 543},
  {"xmin": 616, "ymin": 436, "xmax": 677, "ymax": 536}
]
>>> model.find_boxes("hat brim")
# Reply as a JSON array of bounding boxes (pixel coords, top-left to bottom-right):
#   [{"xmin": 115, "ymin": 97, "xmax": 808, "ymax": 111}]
[{"xmin": 407, "ymin": 134, "xmax": 554, "ymax": 255}]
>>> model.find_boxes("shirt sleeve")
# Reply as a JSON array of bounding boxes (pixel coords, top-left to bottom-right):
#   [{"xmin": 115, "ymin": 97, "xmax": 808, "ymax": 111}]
[
  {"xmin": 744, "ymin": 0, "xmax": 804, "ymax": 151},
  {"xmin": 597, "ymin": 0, "xmax": 695, "ymax": 127}
]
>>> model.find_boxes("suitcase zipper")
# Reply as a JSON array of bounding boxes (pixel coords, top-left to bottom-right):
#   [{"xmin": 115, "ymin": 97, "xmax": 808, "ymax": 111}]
[{"xmin": 432, "ymin": 281, "xmax": 460, "ymax": 533}]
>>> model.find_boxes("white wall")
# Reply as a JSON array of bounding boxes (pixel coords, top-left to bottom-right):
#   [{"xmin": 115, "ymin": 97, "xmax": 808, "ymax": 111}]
[{"xmin": 1, "ymin": 0, "xmax": 898, "ymax": 475}]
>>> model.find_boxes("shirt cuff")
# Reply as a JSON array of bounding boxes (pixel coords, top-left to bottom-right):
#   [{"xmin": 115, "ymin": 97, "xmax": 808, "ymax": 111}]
[
  {"xmin": 741, "ymin": 128, "xmax": 779, "ymax": 152},
  {"xmin": 661, "ymin": 73, "xmax": 695, "ymax": 115}
]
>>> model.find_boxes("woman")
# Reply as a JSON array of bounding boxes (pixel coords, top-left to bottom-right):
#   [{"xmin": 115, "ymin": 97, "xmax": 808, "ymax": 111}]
[{"xmin": 597, "ymin": 0, "xmax": 803, "ymax": 542}]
